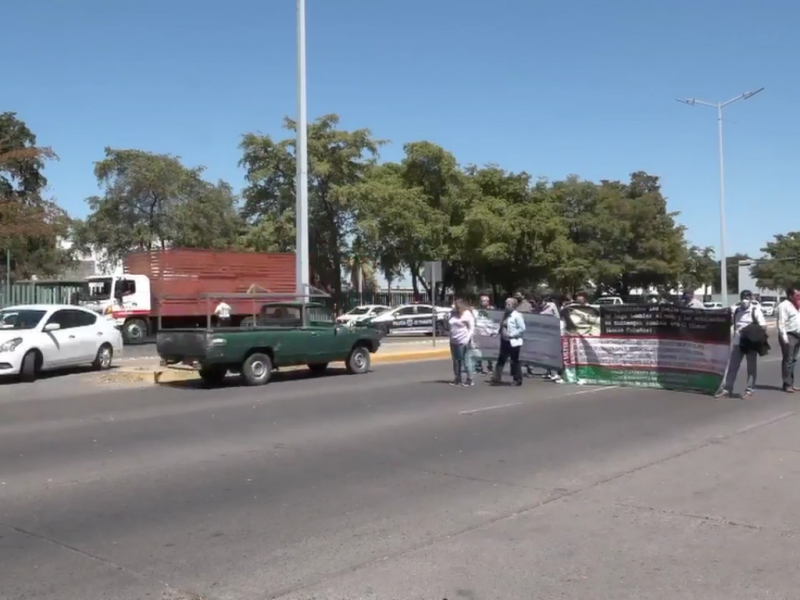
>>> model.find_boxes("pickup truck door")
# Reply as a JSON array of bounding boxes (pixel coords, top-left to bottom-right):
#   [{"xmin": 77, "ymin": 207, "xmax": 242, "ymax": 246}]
[{"xmin": 305, "ymin": 306, "xmax": 341, "ymax": 363}]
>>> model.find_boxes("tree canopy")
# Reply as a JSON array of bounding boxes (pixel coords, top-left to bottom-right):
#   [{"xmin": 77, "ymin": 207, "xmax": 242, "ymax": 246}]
[
  {"xmin": 0, "ymin": 112, "xmax": 71, "ymax": 281},
  {"xmin": 4, "ymin": 110, "xmax": 794, "ymax": 299}
]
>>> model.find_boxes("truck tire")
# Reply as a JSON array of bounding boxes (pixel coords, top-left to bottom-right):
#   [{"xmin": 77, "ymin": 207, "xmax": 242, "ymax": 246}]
[
  {"xmin": 20, "ymin": 350, "xmax": 40, "ymax": 383},
  {"xmin": 346, "ymin": 345, "xmax": 371, "ymax": 375},
  {"xmin": 241, "ymin": 352, "xmax": 272, "ymax": 386},
  {"xmin": 124, "ymin": 318, "xmax": 149, "ymax": 345},
  {"xmin": 199, "ymin": 366, "xmax": 227, "ymax": 387}
]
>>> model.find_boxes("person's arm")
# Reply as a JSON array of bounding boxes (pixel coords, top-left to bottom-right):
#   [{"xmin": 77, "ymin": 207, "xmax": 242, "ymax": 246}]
[
  {"xmin": 777, "ymin": 303, "xmax": 788, "ymax": 341},
  {"xmin": 515, "ymin": 312, "xmax": 526, "ymax": 336},
  {"xmin": 755, "ymin": 306, "xmax": 766, "ymax": 328},
  {"xmin": 465, "ymin": 311, "xmax": 475, "ymax": 338}
]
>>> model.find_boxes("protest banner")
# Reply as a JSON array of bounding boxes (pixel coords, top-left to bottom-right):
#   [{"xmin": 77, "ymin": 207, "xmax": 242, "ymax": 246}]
[
  {"xmin": 473, "ymin": 310, "xmax": 562, "ymax": 369},
  {"xmin": 561, "ymin": 304, "xmax": 732, "ymax": 394}
]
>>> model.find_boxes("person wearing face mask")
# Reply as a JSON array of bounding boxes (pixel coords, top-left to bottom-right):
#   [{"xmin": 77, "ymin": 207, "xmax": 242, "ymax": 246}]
[
  {"xmin": 777, "ymin": 286, "xmax": 800, "ymax": 393},
  {"xmin": 716, "ymin": 290, "xmax": 768, "ymax": 398},
  {"xmin": 492, "ymin": 297, "xmax": 526, "ymax": 386}
]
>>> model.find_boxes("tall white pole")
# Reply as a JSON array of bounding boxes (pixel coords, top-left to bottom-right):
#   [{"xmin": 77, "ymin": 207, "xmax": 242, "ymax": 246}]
[
  {"xmin": 716, "ymin": 105, "xmax": 728, "ymax": 308},
  {"xmin": 675, "ymin": 87, "xmax": 763, "ymax": 308},
  {"xmin": 295, "ymin": 0, "xmax": 310, "ymax": 301}
]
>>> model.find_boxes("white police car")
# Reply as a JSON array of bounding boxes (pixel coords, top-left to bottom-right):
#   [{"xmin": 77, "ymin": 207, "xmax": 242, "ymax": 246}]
[
  {"xmin": 336, "ymin": 304, "xmax": 391, "ymax": 326},
  {"xmin": 365, "ymin": 304, "xmax": 450, "ymax": 336}
]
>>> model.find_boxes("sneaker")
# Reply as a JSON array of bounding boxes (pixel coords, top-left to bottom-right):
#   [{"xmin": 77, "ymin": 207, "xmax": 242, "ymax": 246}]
[
  {"xmin": 552, "ymin": 376, "xmax": 564, "ymax": 384},
  {"xmin": 449, "ymin": 379, "xmax": 461, "ymax": 387},
  {"xmin": 462, "ymin": 380, "xmax": 475, "ymax": 387},
  {"xmin": 744, "ymin": 389, "xmax": 754, "ymax": 398},
  {"xmin": 714, "ymin": 389, "xmax": 730, "ymax": 398}
]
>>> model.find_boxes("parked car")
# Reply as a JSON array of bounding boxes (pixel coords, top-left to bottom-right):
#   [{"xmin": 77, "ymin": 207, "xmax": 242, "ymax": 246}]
[
  {"xmin": 597, "ymin": 296, "xmax": 624, "ymax": 306},
  {"xmin": 336, "ymin": 304, "xmax": 391, "ymax": 326},
  {"xmin": 362, "ymin": 303, "xmax": 450, "ymax": 336},
  {"xmin": 704, "ymin": 302, "xmax": 724, "ymax": 310},
  {"xmin": 761, "ymin": 301, "xmax": 776, "ymax": 317},
  {"xmin": 0, "ymin": 304, "xmax": 123, "ymax": 382},
  {"xmin": 157, "ymin": 301, "xmax": 382, "ymax": 386}
]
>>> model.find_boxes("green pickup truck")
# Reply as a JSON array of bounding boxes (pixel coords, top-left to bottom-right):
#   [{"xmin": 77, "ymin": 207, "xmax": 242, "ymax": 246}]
[{"xmin": 156, "ymin": 301, "xmax": 382, "ymax": 386}]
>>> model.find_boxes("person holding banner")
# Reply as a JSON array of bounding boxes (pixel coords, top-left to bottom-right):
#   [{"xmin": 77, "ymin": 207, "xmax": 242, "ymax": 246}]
[
  {"xmin": 474, "ymin": 295, "xmax": 495, "ymax": 375},
  {"xmin": 492, "ymin": 297, "xmax": 526, "ymax": 386},
  {"xmin": 448, "ymin": 299, "xmax": 476, "ymax": 387},
  {"xmin": 777, "ymin": 287, "xmax": 800, "ymax": 393},
  {"xmin": 716, "ymin": 290, "xmax": 767, "ymax": 398}
]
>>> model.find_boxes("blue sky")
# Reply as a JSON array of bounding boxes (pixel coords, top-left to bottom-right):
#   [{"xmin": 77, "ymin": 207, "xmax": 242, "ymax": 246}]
[{"xmin": 2, "ymin": 0, "xmax": 797, "ymax": 258}]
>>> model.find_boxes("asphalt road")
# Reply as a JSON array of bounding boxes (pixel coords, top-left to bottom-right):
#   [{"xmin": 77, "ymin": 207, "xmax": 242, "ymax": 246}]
[{"xmin": 2, "ymin": 357, "xmax": 799, "ymax": 599}]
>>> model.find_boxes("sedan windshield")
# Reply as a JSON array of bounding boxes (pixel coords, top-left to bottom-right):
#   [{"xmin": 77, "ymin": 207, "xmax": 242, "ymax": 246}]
[
  {"xmin": 347, "ymin": 307, "xmax": 371, "ymax": 315},
  {"xmin": 0, "ymin": 309, "xmax": 47, "ymax": 330}
]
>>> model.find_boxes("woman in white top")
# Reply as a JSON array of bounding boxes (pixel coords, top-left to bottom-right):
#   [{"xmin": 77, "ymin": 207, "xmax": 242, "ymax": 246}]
[
  {"xmin": 717, "ymin": 290, "xmax": 766, "ymax": 398},
  {"xmin": 448, "ymin": 299, "xmax": 475, "ymax": 387}
]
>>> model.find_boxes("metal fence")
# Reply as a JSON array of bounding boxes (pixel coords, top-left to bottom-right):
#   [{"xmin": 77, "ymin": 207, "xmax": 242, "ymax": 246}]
[{"xmin": 0, "ymin": 283, "xmax": 84, "ymax": 307}]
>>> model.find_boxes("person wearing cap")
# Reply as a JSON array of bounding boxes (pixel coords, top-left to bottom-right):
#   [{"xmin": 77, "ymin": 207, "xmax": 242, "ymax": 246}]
[
  {"xmin": 681, "ymin": 290, "xmax": 704, "ymax": 309},
  {"xmin": 716, "ymin": 290, "xmax": 767, "ymax": 398}
]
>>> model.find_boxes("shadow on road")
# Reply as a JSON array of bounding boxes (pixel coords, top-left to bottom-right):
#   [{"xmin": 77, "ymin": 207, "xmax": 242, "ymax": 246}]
[
  {"xmin": 0, "ymin": 365, "xmax": 122, "ymax": 386},
  {"xmin": 158, "ymin": 366, "xmax": 361, "ymax": 390}
]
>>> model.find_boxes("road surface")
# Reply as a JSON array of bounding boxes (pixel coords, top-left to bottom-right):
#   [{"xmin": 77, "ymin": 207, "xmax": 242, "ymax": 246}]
[{"xmin": 2, "ymin": 358, "xmax": 799, "ymax": 599}]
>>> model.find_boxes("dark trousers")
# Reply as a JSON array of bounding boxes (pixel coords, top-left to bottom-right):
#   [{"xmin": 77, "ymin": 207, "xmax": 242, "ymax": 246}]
[
  {"xmin": 495, "ymin": 339, "xmax": 522, "ymax": 383},
  {"xmin": 780, "ymin": 333, "xmax": 800, "ymax": 388}
]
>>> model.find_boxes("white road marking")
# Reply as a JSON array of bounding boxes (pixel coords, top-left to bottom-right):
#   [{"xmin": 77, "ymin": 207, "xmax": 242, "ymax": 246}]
[
  {"xmin": 571, "ymin": 385, "xmax": 619, "ymax": 395},
  {"xmin": 459, "ymin": 402, "xmax": 522, "ymax": 415}
]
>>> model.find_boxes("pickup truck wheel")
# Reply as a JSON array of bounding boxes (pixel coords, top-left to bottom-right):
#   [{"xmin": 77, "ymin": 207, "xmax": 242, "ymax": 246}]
[
  {"xmin": 346, "ymin": 346, "xmax": 371, "ymax": 375},
  {"xmin": 199, "ymin": 366, "xmax": 227, "ymax": 387},
  {"xmin": 308, "ymin": 363, "xmax": 328, "ymax": 374},
  {"xmin": 242, "ymin": 352, "xmax": 272, "ymax": 386}
]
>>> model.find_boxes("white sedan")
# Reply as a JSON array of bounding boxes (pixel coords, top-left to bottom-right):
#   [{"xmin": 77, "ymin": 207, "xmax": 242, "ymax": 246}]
[{"xmin": 0, "ymin": 304, "xmax": 123, "ymax": 382}]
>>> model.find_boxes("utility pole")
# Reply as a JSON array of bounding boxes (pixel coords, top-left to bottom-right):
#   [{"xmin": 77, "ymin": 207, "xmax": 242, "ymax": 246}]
[
  {"xmin": 295, "ymin": 0, "xmax": 310, "ymax": 302},
  {"xmin": 676, "ymin": 87, "xmax": 764, "ymax": 307}
]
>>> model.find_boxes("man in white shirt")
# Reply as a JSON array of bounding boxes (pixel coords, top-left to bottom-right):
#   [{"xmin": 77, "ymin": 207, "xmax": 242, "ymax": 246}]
[
  {"xmin": 214, "ymin": 300, "xmax": 232, "ymax": 326},
  {"xmin": 681, "ymin": 290, "xmax": 705, "ymax": 309},
  {"xmin": 777, "ymin": 287, "xmax": 800, "ymax": 393},
  {"xmin": 716, "ymin": 290, "xmax": 766, "ymax": 398}
]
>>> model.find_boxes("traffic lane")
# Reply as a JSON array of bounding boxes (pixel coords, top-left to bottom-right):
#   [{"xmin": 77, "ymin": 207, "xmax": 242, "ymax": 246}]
[
  {"xmin": 0, "ymin": 360, "xmax": 597, "ymax": 493},
  {"xmin": 2, "ymin": 360, "xmax": 796, "ymax": 598}
]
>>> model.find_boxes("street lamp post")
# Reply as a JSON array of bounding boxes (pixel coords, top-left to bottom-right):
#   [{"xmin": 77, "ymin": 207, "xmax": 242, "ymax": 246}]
[
  {"xmin": 296, "ymin": 0, "xmax": 310, "ymax": 301},
  {"xmin": 676, "ymin": 87, "xmax": 764, "ymax": 307}
]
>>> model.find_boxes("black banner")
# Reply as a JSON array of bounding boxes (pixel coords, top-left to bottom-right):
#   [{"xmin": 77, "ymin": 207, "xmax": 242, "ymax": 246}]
[{"xmin": 599, "ymin": 304, "xmax": 731, "ymax": 342}]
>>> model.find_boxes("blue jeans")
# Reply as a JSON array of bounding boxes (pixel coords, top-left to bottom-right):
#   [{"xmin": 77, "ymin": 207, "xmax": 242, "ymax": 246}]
[{"xmin": 450, "ymin": 343, "xmax": 474, "ymax": 382}]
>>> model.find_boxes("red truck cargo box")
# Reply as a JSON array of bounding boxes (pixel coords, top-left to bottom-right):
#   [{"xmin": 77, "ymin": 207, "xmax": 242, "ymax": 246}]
[{"xmin": 123, "ymin": 249, "xmax": 296, "ymax": 317}]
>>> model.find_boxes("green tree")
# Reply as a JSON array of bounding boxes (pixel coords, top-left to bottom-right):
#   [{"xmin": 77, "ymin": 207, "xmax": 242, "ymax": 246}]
[
  {"xmin": 74, "ymin": 148, "xmax": 240, "ymax": 264},
  {"xmin": 712, "ymin": 252, "xmax": 750, "ymax": 294},
  {"xmin": 0, "ymin": 112, "xmax": 71, "ymax": 280},
  {"xmin": 588, "ymin": 172, "xmax": 688, "ymax": 296},
  {"xmin": 751, "ymin": 232, "xmax": 800, "ymax": 292},
  {"xmin": 346, "ymin": 162, "xmax": 428, "ymax": 292},
  {"xmin": 461, "ymin": 166, "xmax": 569, "ymax": 295},
  {"xmin": 682, "ymin": 245, "xmax": 717, "ymax": 294},
  {"xmin": 239, "ymin": 114, "xmax": 384, "ymax": 295}
]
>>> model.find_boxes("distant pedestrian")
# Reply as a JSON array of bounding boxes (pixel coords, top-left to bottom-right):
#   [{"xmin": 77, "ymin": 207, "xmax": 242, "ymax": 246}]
[
  {"xmin": 214, "ymin": 300, "xmax": 232, "ymax": 326},
  {"xmin": 777, "ymin": 286, "xmax": 800, "ymax": 393},
  {"xmin": 515, "ymin": 292, "xmax": 533, "ymax": 314},
  {"xmin": 681, "ymin": 290, "xmax": 704, "ymax": 309},
  {"xmin": 492, "ymin": 297, "xmax": 526, "ymax": 386},
  {"xmin": 474, "ymin": 295, "xmax": 494, "ymax": 375},
  {"xmin": 535, "ymin": 294, "xmax": 562, "ymax": 382},
  {"xmin": 716, "ymin": 290, "xmax": 767, "ymax": 398},
  {"xmin": 448, "ymin": 299, "xmax": 475, "ymax": 387}
]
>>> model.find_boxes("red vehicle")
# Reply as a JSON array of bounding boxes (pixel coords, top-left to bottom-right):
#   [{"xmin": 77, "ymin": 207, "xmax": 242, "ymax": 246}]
[{"xmin": 79, "ymin": 249, "xmax": 297, "ymax": 343}]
